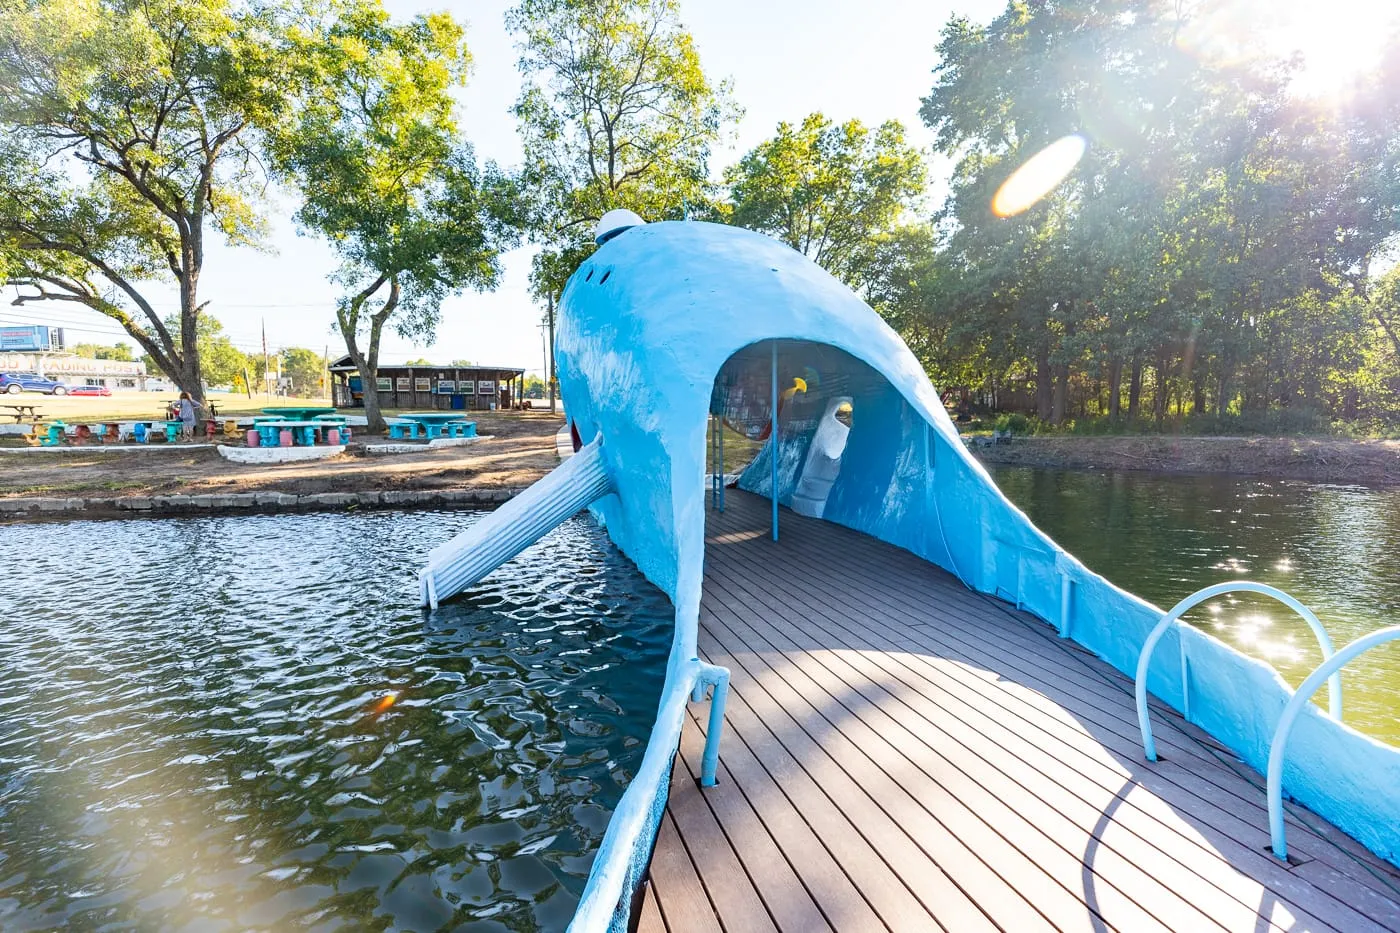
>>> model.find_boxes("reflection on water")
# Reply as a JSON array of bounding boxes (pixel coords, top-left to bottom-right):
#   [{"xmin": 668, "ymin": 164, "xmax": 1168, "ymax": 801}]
[
  {"xmin": 0, "ymin": 510, "xmax": 671, "ymax": 931},
  {"xmin": 990, "ymin": 467, "xmax": 1400, "ymax": 746}
]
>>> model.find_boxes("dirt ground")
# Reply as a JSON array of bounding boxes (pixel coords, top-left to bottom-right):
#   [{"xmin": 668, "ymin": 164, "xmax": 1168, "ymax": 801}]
[
  {"xmin": 974, "ymin": 434, "xmax": 1400, "ymax": 486},
  {"xmin": 0, "ymin": 411, "xmax": 566, "ymax": 500}
]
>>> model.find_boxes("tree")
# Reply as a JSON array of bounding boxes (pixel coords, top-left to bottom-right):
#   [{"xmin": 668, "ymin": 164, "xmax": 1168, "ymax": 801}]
[
  {"xmin": 281, "ymin": 347, "xmax": 326, "ymax": 397},
  {"xmin": 724, "ymin": 114, "xmax": 927, "ymax": 292},
  {"xmin": 268, "ymin": 1, "xmax": 519, "ymax": 433},
  {"xmin": 0, "ymin": 0, "xmax": 290, "ymax": 406},
  {"xmin": 144, "ymin": 314, "xmax": 250, "ymax": 389},
  {"xmin": 508, "ymin": 0, "xmax": 738, "ymax": 410},
  {"xmin": 71, "ymin": 342, "xmax": 134, "ymax": 362},
  {"xmin": 911, "ymin": 0, "xmax": 1400, "ymax": 427}
]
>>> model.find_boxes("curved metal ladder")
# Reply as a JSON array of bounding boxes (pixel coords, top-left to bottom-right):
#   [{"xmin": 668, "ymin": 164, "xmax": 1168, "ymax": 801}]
[
  {"xmin": 1267, "ymin": 625, "xmax": 1400, "ymax": 860},
  {"xmin": 1134, "ymin": 581, "xmax": 1342, "ymax": 762},
  {"xmin": 1134, "ymin": 582, "xmax": 1400, "ymax": 862}
]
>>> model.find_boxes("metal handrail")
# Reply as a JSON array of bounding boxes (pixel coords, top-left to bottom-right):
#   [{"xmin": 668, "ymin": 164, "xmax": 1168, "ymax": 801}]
[
  {"xmin": 1267, "ymin": 625, "xmax": 1400, "ymax": 860},
  {"xmin": 568, "ymin": 655, "xmax": 730, "ymax": 932},
  {"xmin": 1135, "ymin": 582, "xmax": 1342, "ymax": 761}
]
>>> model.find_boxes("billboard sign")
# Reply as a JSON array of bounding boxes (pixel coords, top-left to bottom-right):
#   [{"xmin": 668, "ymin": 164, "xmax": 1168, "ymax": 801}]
[{"xmin": 0, "ymin": 325, "xmax": 62, "ymax": 352}]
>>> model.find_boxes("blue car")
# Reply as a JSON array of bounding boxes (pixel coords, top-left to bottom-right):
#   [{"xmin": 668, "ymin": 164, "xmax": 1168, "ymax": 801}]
[{"xmin": 0, "ymin": 372, "xmax": 68, "ymax": 395}]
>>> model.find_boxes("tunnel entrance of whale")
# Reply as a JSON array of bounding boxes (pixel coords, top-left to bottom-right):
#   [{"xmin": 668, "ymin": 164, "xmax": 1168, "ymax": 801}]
[{"xmin": 707, "ymin": 339, "xmax": 935, "ymax": 544}]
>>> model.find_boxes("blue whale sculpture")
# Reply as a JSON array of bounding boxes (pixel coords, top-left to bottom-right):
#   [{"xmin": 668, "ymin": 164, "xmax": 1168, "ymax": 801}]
[{"xmin": 418, "ymin": 218, "xmax": 1400, "ymax": 930}]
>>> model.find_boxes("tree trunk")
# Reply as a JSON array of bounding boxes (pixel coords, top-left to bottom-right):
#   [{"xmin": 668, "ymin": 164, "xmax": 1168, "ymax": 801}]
[
  {"xmin": 1127, "ymin": 358, "xmax": 1143, "ymax": 420},
  {"xmin": 1153, "ymin": 352, "xmax": 1170, "ymax": 425},
  {"xmin": 1107, "ymin": 359, "xmax": 1123, "ymax": 422},
  {"xmin": 1051, "ymin": 363, "xmax": 1070, "ymax": 425},
  {"xmin": 1035, "ymin": 347, "xmax": 1053, "ymax": 421},
  {"xmin": 1217, "ymin": 357, "xmax": 1235, "ymax": 416},
  {"xmin": 337, "ymin": 276, "xmax": 399, "ymax": 435}
]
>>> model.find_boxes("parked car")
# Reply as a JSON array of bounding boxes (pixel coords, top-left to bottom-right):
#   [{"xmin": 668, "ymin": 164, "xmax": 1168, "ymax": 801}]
[
  {"xmin": 0, "ymin": 373, "xmax": 67, "ymax": 395},
  {"xmin": 69, "ymin": 384, "xmax": 112, "ymax": 396}
]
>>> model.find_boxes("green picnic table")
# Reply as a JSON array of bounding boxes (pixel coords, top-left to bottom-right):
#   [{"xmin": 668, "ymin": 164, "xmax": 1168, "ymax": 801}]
[
  {"xmin": 260, "ymin": 406, "xmax": 338, "ymax": 421},
  {"xmin": 392, "ymin": 413, "xmax": 477, "ymax": 440}
]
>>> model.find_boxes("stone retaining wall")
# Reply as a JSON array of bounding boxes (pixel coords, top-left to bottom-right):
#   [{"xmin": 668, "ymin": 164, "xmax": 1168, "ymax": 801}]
[{"xmin": 0, "ymin": 487, "xmax": 525, "ymax": 521}]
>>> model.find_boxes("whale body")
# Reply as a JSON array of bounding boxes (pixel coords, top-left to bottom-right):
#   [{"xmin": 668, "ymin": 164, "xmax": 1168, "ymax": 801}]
[{"xmin": 419, "ymin": 219, "xmax": 1400, "ymax": 931}]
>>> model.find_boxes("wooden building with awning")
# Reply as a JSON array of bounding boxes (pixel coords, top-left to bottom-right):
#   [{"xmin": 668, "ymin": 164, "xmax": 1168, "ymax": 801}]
[{"xmin": 328, "ymin": 357, "xmax": 527, "ymax": 411}]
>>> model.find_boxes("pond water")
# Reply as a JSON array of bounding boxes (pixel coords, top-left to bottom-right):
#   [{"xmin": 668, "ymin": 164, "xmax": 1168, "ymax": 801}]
[
  {"xmin": 990, "ymin": 466, "xmax": 1400, "ymax": 747},
  {"xmin": 0, "ymin": 510, "xmax": 672, "ymax": 932}
]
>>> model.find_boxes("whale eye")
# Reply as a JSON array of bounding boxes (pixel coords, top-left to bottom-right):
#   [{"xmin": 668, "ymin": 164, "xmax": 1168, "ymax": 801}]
[
  {"xmin": 599, "ymin": 269, "xmax": 611, "ymax": 284},
  {"xmin": 585, "ymin": 268, "xmax": 593, "ymax": 282}
]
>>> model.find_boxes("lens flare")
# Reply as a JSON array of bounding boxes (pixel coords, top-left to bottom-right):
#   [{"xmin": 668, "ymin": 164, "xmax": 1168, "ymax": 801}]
[{"xmin": 991, "ymin": 135, "xmax": 1088, "ymax": 218}]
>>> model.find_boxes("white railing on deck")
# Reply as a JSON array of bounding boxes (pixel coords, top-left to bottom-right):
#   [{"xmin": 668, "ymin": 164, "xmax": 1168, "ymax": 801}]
[{"xmin": 568, "ymin": 656, "xmax": 730, "ymax": 932}]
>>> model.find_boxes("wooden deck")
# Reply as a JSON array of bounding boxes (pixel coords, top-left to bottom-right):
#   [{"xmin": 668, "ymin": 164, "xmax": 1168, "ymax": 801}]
[{"xmin": 638, "ymin": 490, "xmax": 1400, "ymax": 932}]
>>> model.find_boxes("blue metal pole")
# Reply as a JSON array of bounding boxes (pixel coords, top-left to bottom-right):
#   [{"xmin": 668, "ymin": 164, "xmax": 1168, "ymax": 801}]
[
  {"xmin": 718, "ymin": 407, "xmax": 725, "ymax": 512},
  {"xmin": 700, "ymin": 666, "xmax": 730, "ymax": 787},
  {"xmin": 771, "ymin": 340, "xmax": 779, "ymax": 542}
]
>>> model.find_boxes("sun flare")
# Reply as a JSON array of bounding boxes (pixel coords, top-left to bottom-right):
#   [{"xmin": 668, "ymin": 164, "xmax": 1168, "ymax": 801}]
[
  {"xmin": 991, "ymin": 135, "xmax": 1088, "ymax": 218},
  {"xmin": 1179, "ymin": 0, "xmax": 1400, "ymax": 98}
]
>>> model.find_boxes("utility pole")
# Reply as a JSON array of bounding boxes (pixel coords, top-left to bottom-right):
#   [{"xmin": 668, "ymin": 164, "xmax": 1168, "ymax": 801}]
[
  {"xmin": 547, "ymin": 292, "xmax": 557, "ymax": 414},
  {"xmin": 261, "ymin": 318, "xmax": 269, "ymax": 400}
]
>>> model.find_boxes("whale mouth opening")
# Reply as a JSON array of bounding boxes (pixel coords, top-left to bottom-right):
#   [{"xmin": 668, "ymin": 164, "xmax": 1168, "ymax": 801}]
[{"xmin": 706, "ymin": 339, "xmax": 912, "ymax": 536}]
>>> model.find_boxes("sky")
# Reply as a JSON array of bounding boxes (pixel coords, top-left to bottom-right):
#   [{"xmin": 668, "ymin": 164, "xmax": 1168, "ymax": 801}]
[
  {"xmin": 5, "ymin": 0, "xmax": 1005, "ymax": 375},
  {"xmin": 9, "ymin": 0, "xmax": 1396, "ymax": 375}
]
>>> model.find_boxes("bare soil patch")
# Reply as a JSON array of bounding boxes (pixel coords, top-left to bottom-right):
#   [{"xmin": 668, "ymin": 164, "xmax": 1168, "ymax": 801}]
[
  {"xmin": 0, "ymin": 411, "xmax": 566, "ymax": 500},
  {"xmin": 974, "ymin": 434, "xmax": 1400, "ymax": 486}
]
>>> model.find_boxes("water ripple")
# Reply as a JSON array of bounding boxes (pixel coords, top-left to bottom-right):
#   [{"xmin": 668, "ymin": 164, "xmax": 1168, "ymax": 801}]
[{"xmin": 0, "ymin": 509, "xmax": 671, "ymax": 931}]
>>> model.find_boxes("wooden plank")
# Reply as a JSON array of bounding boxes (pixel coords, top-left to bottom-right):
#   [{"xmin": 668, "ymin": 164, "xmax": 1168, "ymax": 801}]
[
  {"xmin": 731, "ymin": 500, "xmax": 1400, "ymax": 899},
  {"xmin": 763, "ymin": 495, "xmax": 1400, "ymax": 880},
  {"xmin": 662, "ymin": 740, "xmax": 778, "ymax": 933},
  {"xmin": 636, "ymin": 881, "xmax": 666, "ymax": 933},
  {"xmin": 705, "ymin": 490, "xmax": 1400, "ymax": 924},
  {"xmin": 647, "ymin": 491, "xmax": 1400, "ymax": 933},
  {"xmin": 693, "ymin": 628, "xmax": 1056, "ymax": 931},
  {"xmin": 685, "ymin": 672, "xmax": 953, "ymax": 932},
  {"xmin": 701, "ymin": 573, "xmax": 1345, "ymax": 933},
  {"xmin": 705, "ymin": 512, "xmax": 1400, "ymax": 924},
  {"xmin": 649, "ymin": 812, "xmax": 719, "ymax": 933},
  {"xmin": 742, "ymin": 547, "xmax": 1400, "ymax": 927},
  {"xmin": 672, "ymin": 709, "xmax": 835, "ymax": 933}
]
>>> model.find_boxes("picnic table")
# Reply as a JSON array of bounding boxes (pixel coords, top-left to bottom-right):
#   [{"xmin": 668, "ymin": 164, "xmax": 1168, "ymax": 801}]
[
  {"xmin": 130, "ymin": 420, "xmax": 184, "ymax": 443},
  {"xmin": 1, "ymin": 403, "xmax": 41, "ymax": 423},
  {"xmin": 260, "ymin": 407, "xmax": 338, "ymax": 421},
  {"xmin": 392, "ymin": 413, "xmax": 477, "ymax": 440},
  {"xmin": 251, "ymin": 419, "xmax": 347, "ymax": 448}
]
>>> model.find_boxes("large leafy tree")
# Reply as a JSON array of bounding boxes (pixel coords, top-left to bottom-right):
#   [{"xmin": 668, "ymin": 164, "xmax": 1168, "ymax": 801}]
[
  {"xmin": 508, "ymin": 0, "xmax": 738, "ymax": 407},
  {"xmin": 915, "ymin": 0, "xmax": 1400, "ymax": 426},
  {"xmin": 724, "ymin": 113, "xmax": 927, "ymax": 293},
  {"xmin": 281, "ymin": 347, "xmax": 326, "ymax": 397},
  {"xmin": 0, "ymin": 0, "xmax": 288, "ymax": 406},
  {"xmin": 509, "ymin": 0, "xmax": 737, "ymax": 296},
  {"xmin": 268, "ymin": 1, "xmax": 519, "ymax": 432}
]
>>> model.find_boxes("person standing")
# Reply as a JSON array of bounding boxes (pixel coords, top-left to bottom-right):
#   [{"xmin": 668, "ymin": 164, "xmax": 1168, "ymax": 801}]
[{"xmin": 177, "ymin": 392, "xmax": 202, "ymax": 440}]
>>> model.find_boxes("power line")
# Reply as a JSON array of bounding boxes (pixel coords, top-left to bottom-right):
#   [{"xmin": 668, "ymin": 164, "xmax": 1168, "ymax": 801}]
[{"xmin": 0, "ymin": 315, "xmax": 303, "ymax": 355}]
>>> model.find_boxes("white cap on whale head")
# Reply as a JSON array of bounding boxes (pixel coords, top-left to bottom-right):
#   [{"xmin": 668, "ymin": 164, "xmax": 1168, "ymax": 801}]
[{"xmin": 595, "ymin": 209, "xmax": 646, "ymax": 244}]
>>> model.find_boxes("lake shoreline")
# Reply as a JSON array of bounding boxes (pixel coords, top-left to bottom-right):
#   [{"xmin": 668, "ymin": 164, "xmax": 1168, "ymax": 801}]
[
  {"xmin": 0, "ymin": 410, "xmax": 564, "ymax": 520},
  {"xmin": 0, "ymin": 485, "xmax": 525, "ymax": 521},
  {"xmin": 972, "ymin": 434, "xmax": 1400, "ymax": 486}
]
